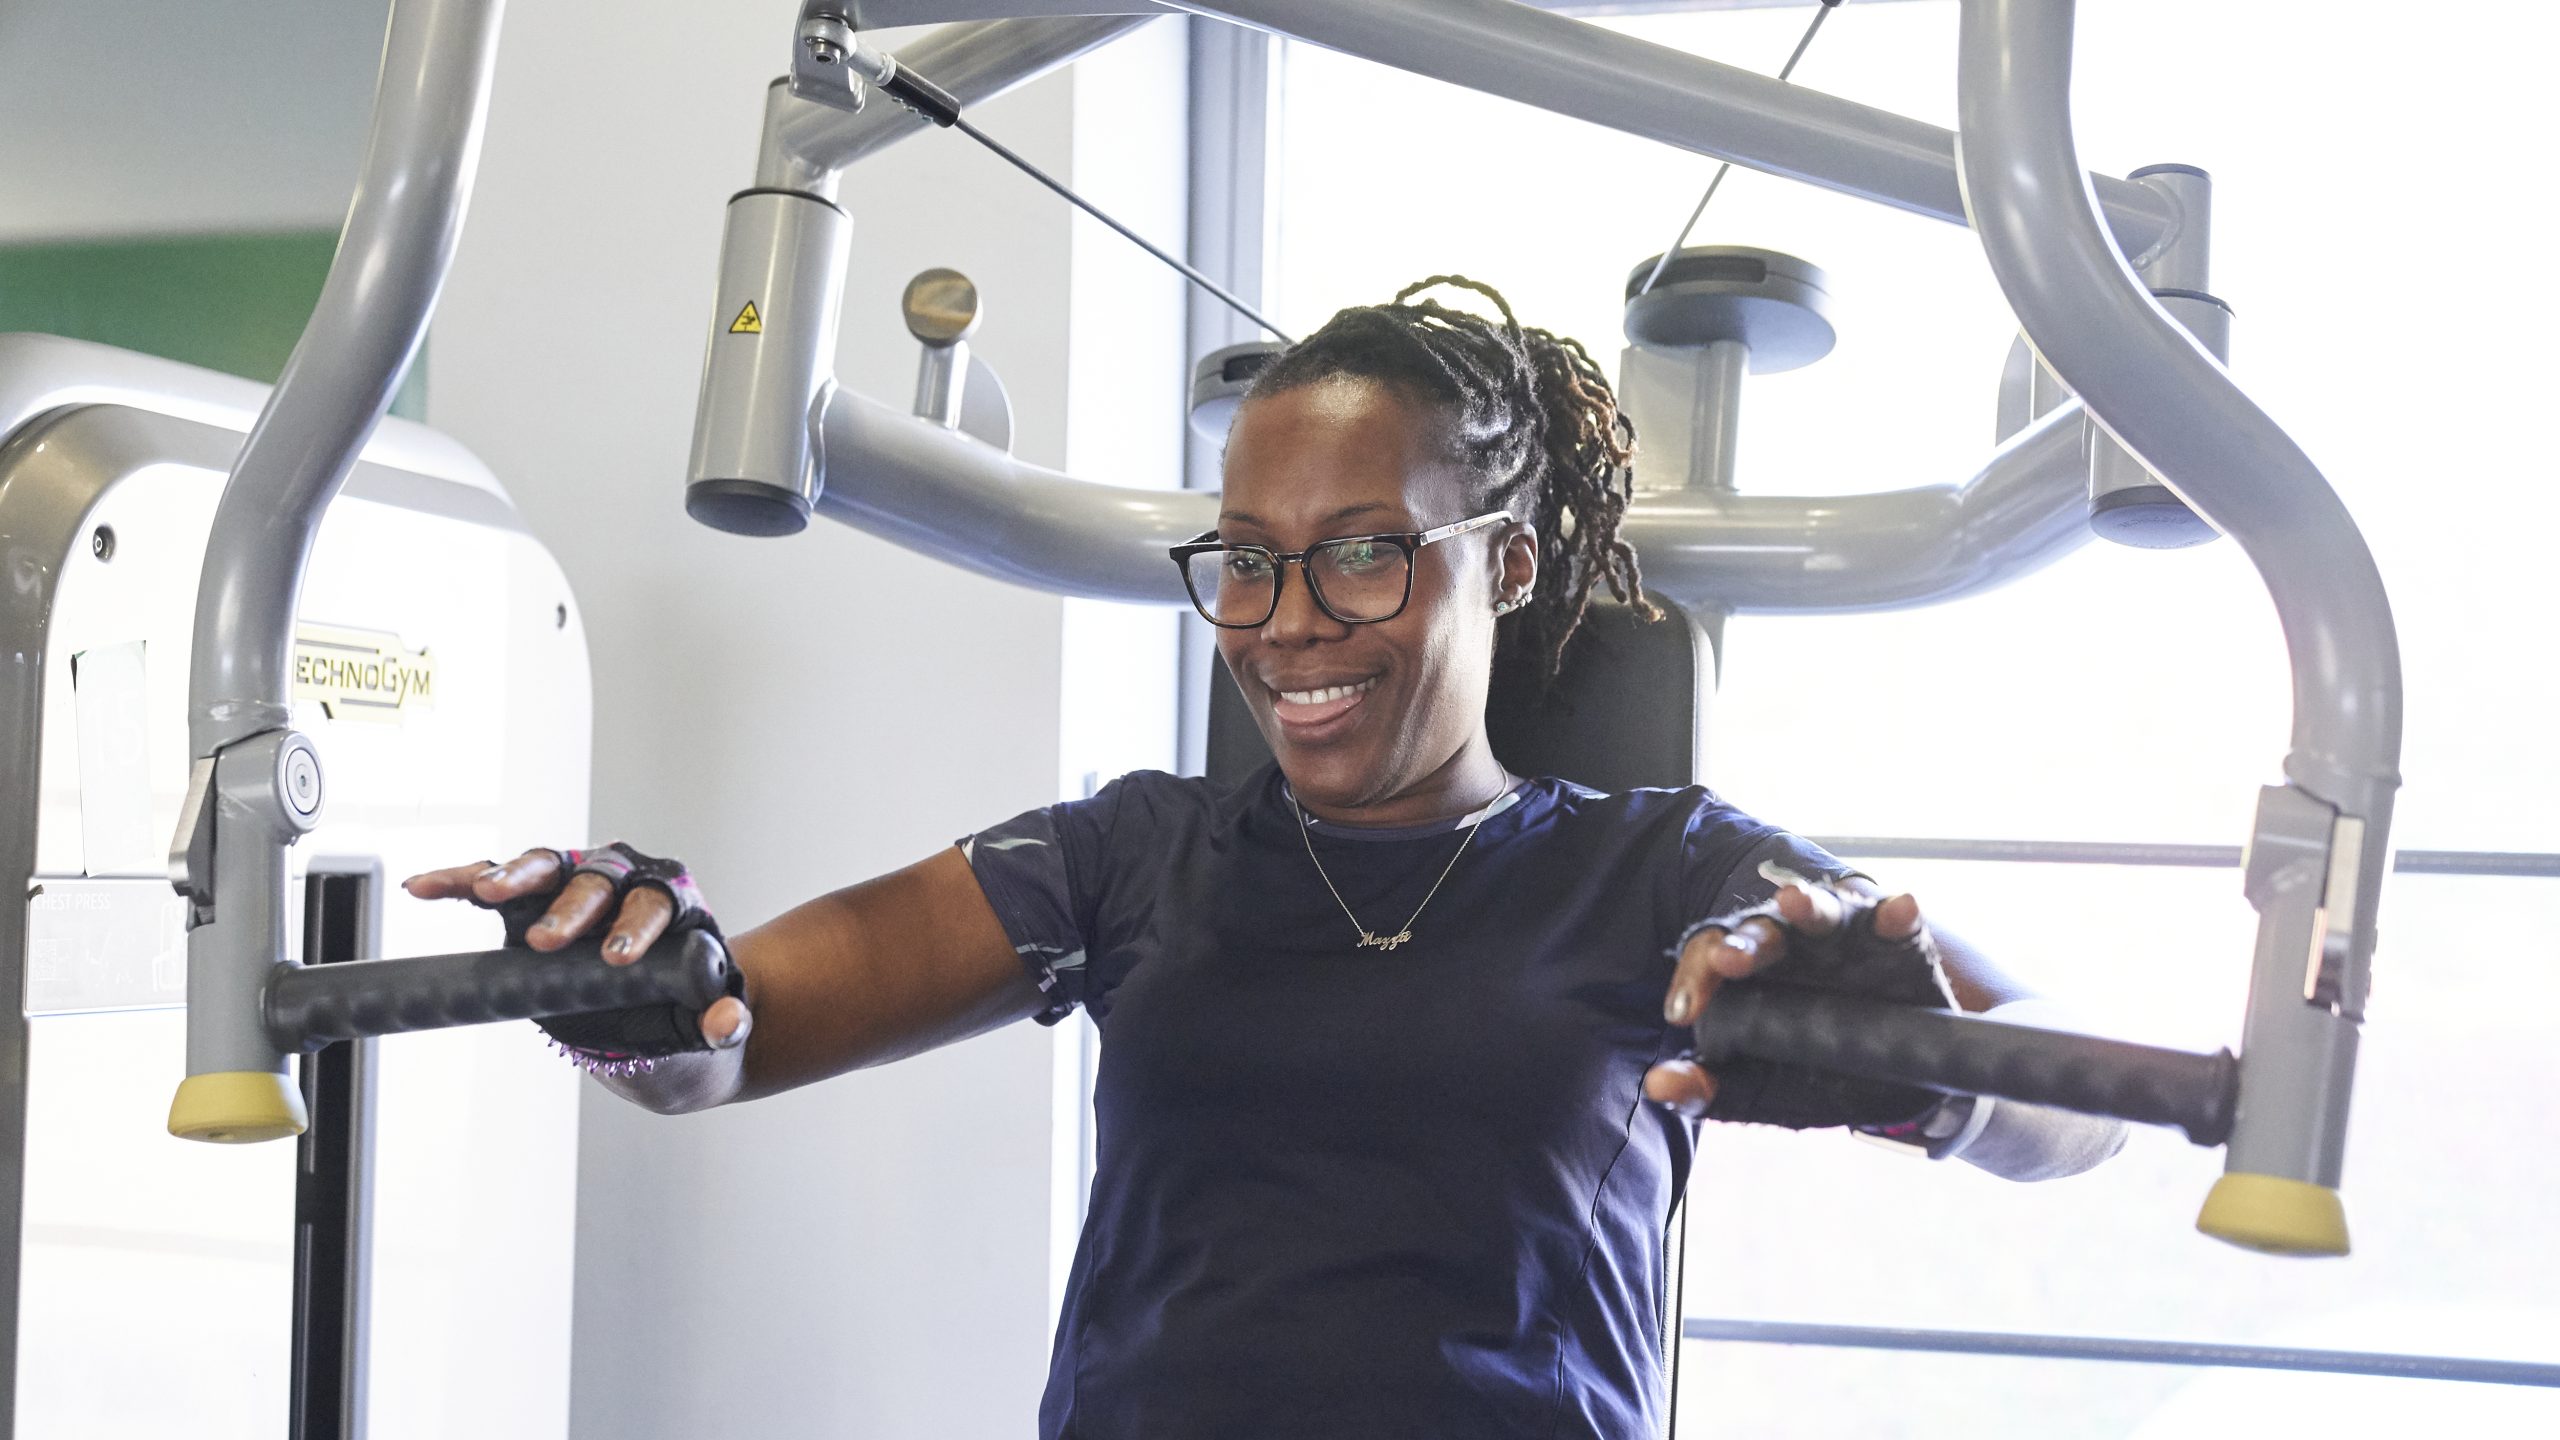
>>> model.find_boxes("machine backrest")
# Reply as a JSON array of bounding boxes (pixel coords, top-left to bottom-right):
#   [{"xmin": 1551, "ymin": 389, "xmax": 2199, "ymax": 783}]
[{"xmin": 1204, "ymin": 594, "xmax": 1710, "ymax": 792}]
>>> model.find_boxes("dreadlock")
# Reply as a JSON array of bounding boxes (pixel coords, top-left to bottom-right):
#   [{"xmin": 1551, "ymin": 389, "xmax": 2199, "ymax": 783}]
[{"xmin": 1242, "ymin": 275, "xmax": 1658, "ymax": 683}]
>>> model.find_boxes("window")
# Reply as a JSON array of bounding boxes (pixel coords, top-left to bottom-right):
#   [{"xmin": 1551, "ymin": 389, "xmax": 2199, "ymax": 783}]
[{"xmin": 1264, "ymin": 1, "xmax": 2560, "ymax": 1430}]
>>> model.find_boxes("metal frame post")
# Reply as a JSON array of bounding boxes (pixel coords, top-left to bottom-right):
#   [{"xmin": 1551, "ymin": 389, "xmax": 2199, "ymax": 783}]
[
  {"xmin": 1955, "ymin": 0, "xmax": 2400, "ymax": 1254},
  {"xmin": 166, "ymin": 0, "xmax": 508, "ymax": 1143},
  {"xmin": 1176, "ymin": 14, "xmax": 1276, "ymax": 777}
]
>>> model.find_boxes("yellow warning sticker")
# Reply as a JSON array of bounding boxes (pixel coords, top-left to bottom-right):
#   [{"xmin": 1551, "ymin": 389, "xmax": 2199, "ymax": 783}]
[{"xmin": 729, "ymin": 301, "xmax": 763, "ymax": 335}]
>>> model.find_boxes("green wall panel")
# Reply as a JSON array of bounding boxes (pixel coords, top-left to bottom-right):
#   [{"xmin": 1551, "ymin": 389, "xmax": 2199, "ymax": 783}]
[{"xmin": 0, "ymin": 230, "xmax": 427, "ymax": 419}]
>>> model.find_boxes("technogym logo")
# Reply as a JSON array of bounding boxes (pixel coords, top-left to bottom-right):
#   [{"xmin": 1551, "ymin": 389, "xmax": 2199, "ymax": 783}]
[{"xmin": 293, "ymin": 623, "xmax": 437, "ymax": 723}]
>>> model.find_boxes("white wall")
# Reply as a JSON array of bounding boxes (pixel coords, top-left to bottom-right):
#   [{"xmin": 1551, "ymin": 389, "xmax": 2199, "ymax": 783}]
[
  {"xmin": 0, "ymin": 0, "xmax": 384, "ymax": 241},
  {"xmin": 426, "ymin": 6, "xmax": 1182, "ymax": 1436},
  {"xmin": 1047, "ymin": 13, "xmax": 1194, "ymax": 1316}
]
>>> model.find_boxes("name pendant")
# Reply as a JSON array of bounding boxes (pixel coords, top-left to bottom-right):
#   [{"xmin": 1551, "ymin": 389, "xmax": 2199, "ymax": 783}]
[{"xmin": 1358, "ymin": 929, "xmax": 1415, "ymax": 953}]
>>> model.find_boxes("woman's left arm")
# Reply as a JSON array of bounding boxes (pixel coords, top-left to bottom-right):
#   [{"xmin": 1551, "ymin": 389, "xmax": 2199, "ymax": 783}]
[
  {"xmin": 1873, "ymin": 884, "xmax": 2131, "ymax": 1181},
  {"xmin": 1648, "ymin": 877, "xmax": 2131, "ymax": 1182}
]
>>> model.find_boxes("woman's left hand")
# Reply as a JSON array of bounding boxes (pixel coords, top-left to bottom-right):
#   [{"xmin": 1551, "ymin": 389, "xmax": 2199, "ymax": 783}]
[{"xmin": 1641, "ymin": 883, "xmax": 1934, "ymax": 1120}]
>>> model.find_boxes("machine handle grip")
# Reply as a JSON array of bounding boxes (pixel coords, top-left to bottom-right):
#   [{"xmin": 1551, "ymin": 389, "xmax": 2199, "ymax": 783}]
[
  {"xmin": 1693, "ymin": 988, "xmax": 2238, "ymax": 1146},
  {"xmin": 265, "ymin": 930, "xmax": 737, "ymax": 1051}
]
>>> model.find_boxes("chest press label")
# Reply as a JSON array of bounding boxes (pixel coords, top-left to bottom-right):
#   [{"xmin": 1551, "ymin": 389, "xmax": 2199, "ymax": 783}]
[{"xmin": 294, "ymin": 622, "xmax": 436, "ymax": 723}]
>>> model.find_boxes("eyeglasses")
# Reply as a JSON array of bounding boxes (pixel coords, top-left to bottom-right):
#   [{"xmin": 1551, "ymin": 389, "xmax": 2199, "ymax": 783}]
[{"xmin": 1170, "ymin": 511, "xmax": 1512, "ymax": 628}]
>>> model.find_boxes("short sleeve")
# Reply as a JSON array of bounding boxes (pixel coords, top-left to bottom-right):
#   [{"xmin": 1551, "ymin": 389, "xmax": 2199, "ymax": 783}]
[
  {"xmin": 958, "ymin": 791, "xmax": 1115, "ymax": 1027},
  {"xmin": 1676, "ymin": 798, "xmax": 1866, "ymax": 925}
]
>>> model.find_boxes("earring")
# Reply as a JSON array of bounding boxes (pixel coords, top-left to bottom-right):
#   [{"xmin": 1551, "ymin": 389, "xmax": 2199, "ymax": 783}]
[{"xmin": 1492, "ymin": 595, "xmax": 1523, "ymax": 617}]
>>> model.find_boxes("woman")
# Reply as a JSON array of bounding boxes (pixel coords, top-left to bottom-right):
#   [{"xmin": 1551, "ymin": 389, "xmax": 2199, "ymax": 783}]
[{"xmin": 408, "ymin": 278, "xmax": 2123, "ymax": 1438}]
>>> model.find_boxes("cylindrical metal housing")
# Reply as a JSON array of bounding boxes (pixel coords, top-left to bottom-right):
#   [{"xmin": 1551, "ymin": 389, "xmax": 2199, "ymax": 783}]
[
  {"xmin": 2087, "ymin": 289, "xmax": 2233, "ymax": 547},
  {"xmin": 2131, "ymin": 163, "xmax": 2212, "ymax": 293},
  {"xmin": 686, "ymin": 188, "xmax": 851, "ymax": 537},
  {"xmin": 185, "ymin": 734, "xmax": 316, "ymax": 1078}
]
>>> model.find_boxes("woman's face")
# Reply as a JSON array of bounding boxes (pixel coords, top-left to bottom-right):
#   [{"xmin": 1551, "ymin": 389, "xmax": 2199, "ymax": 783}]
[{"xmin": 1217, "ymin": 377, "xmax": 1533, "ymax": 816}]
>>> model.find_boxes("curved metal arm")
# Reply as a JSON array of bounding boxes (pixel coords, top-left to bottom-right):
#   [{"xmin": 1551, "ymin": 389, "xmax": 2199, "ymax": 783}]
[
  {"xmin": 185, "ymin": 0, "xmax": 504, "ymax": 759},
  {"xmin": 1956, "ymin": 0, "xmax": 2401, "ymax": 1255},
  {"xmin": 167, "ymin": 0, "xmax": 507, "ymax": 1145},
  {"xmin": 1624, "ymin": 399, "xmax": 2089, "ymax": 614},
  {"xmin": 712, "ymin": 5, "xmax": 2100, "ymax": 618},
  {"xmin": 1170, "ymin": 0, "xmax": 2177, "ymax": 260},
  {"xmin": 1957, "ymin": 1, "xmax": 2400, "ymax": 813},
  {"xmin": 817, "ymin": 387, "xmax": 1210, "ymax": 602},
  {"xmin": 758, "ymin": 16, "xmax": 1158, "ymax": 197},
  {"xmin": 809, "ymin": 384, "xmax": 2091, "ymax": 614}
]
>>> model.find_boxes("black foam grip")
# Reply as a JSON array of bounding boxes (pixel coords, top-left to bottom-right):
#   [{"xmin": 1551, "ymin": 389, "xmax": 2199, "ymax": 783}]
[
  {"xmin": 1693, "ymin": 989, "xmax": 2238, "ymax": 1147},
  {"xmin": 266, "ymin": 930, "xmax": 737, "ymax": 1051}
]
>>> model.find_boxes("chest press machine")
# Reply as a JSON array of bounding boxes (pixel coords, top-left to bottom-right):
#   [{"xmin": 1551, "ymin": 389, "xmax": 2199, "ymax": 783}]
[
  {"xmin": 687, "ymin": 0, "xmax": 2393, "ymax": 1261},
  {"xmin": 167, "ymin": 0, "xmax": 2398, "ymax": 1248},
  {"xmin": 0, "ymin": 0, "xmax": 2438, "ymax": 1431}
]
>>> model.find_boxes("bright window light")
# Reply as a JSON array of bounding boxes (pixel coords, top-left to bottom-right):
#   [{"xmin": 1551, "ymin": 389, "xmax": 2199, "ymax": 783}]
[{"xmin": 1267, "ymin": 0, "xmax": 2560, "ymax": 1429}]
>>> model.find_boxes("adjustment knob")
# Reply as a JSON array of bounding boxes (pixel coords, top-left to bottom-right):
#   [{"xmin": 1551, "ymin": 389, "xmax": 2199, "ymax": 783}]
[
  {"xmin": 902, "ymin": 267, "xmax": 982, "ymax": 346},
  {"xmin": 276, "ymin": 733, "xmax": 324, "ymax": 828}
]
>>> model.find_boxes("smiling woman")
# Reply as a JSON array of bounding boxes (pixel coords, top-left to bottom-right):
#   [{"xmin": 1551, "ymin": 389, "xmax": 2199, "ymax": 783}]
[
  {"xmin": 409, "ymin": 276, "xmax": 2119, "ymax": 1440},
  {"xmin": 1197, "ymin": 276, "xmax": 1651, "ymax": 824}
]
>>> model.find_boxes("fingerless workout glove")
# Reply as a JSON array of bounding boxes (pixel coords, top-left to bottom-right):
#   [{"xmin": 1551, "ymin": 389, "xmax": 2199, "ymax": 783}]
[
  {"xmin": 482, "ymin": 842, "xmax": 745, "ymax": 1070},
  {"xmin": 1681, "ymin": 892, "xmax": 1957, "ymax": 1131}
]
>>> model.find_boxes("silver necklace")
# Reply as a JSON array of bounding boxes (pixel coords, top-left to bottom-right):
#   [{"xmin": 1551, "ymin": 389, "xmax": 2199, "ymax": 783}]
[{"xmin": 1294, "ymin": 773, "xmax": 1514, "ymax": 953}]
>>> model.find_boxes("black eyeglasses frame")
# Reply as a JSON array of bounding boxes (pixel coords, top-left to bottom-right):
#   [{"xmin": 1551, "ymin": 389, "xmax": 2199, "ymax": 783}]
[{"xmin": 1168, "ymin": 510, "xmax": 1514, "ymax": 629}]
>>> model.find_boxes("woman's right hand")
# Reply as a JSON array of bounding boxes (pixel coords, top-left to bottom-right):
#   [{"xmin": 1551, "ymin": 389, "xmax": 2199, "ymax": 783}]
[{"xmin": 400, "ymin": 847, "xmax": 752, "ymax": 1053}]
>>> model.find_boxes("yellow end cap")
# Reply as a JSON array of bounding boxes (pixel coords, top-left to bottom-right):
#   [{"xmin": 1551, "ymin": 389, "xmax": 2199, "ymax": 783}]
[
  {"xmin": 168, "ymin": 1071, "xmax": 308, "ymax": 1144},
  {"xmin": 2197, "ymin": 1172, "xmax": 2350, "ymax": 1257}
]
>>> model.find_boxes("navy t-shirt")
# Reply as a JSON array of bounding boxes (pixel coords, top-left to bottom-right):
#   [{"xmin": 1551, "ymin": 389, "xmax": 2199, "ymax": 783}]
[{"xmin": 961, "ymin": 764, "xmax": 1854, "ymax": 1440}]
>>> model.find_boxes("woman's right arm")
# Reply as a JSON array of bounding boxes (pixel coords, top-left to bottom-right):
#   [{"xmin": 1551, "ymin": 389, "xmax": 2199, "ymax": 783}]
[
  {"xmin": 724, "ymin": 847, "xmax": 1045, "ymax": 1102},
  {"xmin": 403, "ymin": 846, "xmax": 1044, "ymax": 1115}
]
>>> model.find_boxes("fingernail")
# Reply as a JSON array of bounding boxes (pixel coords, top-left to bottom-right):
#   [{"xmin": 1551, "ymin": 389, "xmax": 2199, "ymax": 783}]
[
  {"xmin": 714, "ymin": 1014, "xmax": 751, "ymax": 1050},
  {"xmin": 604, "ymin": 935, "xmax": 633, "ymax": 960},
  {"xmin": 478, "ymin": 864, "xmax": 506, "ymax": 880},
  {"xmin": 1665, "ymin": 989, "xmax": 1693, "ymax": 1025}
]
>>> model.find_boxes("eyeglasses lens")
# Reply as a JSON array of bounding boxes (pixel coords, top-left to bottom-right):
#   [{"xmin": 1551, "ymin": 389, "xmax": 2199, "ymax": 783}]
[
  {"xmin": 1309, "ymin": 539, "xmax": 1410, "ymax": 621},
  {"xmin": 1186, "ymin": 548, "xmax": 1277, "ymax": 625},
  {"xmin": 1183, "ymin": 541, "xmax": 1413, "ymax": 626}
]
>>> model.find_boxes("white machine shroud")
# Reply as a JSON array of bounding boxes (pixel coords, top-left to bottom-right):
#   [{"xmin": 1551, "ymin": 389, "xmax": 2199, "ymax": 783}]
[{"xmin": 20, "ymin": 418, "xmax": 590, "ymax": 1438}]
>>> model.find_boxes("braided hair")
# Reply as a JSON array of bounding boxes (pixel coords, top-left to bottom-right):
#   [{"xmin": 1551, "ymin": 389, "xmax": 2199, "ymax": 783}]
[{"xmin": 1242, "ymin": 276, "xmax": 1658, "ymax": 683}]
